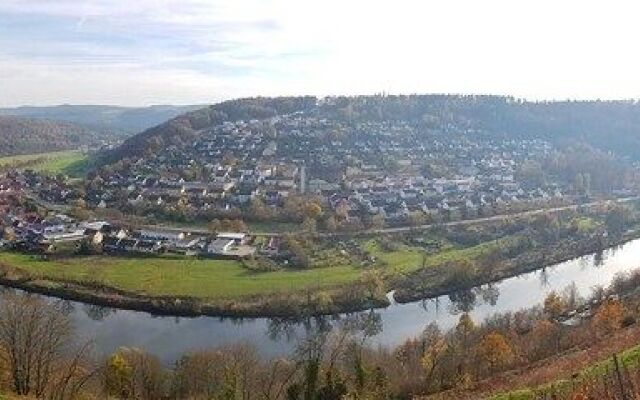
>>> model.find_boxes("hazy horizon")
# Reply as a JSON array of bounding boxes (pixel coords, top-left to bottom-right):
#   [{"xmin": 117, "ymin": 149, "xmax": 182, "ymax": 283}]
[
  {"xmin": 7, "ymin": 93, "xmax": 640, "ymax": 109},
  {"xmin": 2, "ymin": 0, "xmax": 640, "ymax": 107}
]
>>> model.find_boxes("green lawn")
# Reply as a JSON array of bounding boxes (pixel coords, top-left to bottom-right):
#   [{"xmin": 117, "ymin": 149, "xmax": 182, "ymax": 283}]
[
  {"xmin": 0, "ymin": 252, "xmax": 363, "ymax": 299},
  {"xmin": 364, "ymin": 238, "xmax": 500, "ymax": 275},
  {"xmin": 0, "ymin": 150, "xmax": 89, "ymax": 178},
  {"xmin": 247, "ymin": 221, "xmax": 300, "ymax": 233}
]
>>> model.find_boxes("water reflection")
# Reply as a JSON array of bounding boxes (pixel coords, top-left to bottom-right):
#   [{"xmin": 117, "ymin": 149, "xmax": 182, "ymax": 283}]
[
  {"xmin": 479, "ymin": 284, "xmax": 500, "ymax": 306},
  {"xmin": 539, "ymin": 267, "xmax": 550, "ymax": 287},
  {"xmin": 448, "ymin": 288, "xmax": 477, "ymax": 314},
  {"xmin": 83, "ymin": 304, "xmax": 116, "ymax": 321},
  {"xmin": 594, "ymin": 250, "xmax": 605, "ymax": 267},
  {"xmin": 264, "ymin": 310, "xmax": 383, "ymax": 347},
  {"xmin": 3, "ymin": 238, "xmax": 640, "ymax": 363}
]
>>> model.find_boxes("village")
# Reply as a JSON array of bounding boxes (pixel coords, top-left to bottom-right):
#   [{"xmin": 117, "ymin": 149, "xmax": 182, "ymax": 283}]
[
  {"xmin": 0, "ymin": 107, "xmax": 635, "ymax": 266},
  {"xmin": 72, "ymin": 112, "xmax": 606, "ymax": 232},
  {"xmin": 0, "ymin": 172, "xmax": 259, "ymax": 259}
]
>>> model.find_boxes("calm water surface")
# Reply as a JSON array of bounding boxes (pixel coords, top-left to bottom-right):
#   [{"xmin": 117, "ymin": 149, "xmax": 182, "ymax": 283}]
[{"xmin": 24, "ymin": 239, "xmax": 640, "ymax": 363}]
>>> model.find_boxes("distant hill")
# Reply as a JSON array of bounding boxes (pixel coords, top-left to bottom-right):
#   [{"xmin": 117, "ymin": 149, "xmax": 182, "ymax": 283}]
[
  {"xmin": 0, "ymin": 116, "xmax": 97, "ymax": 156},
  {"xmin": 104, "ymin": 97, "xmax": 316, "ymax": 161},
  {"xmin": 105, "ymin": 95, "xmax": 640, "ymax": 163},
  {"xmin": 0, "ymin": 104, "xmax": 202, "ymax": 136}
]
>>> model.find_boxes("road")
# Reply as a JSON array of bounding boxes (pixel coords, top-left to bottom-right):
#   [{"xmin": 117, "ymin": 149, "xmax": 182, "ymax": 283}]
[{"xmin": 136, "ymin": 196, "xmax": 640, "ymax": 238}]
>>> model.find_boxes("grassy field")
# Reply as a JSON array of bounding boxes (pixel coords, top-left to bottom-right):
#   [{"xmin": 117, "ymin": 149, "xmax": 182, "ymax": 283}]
[
  {"xmin": 0, "ymin": 150, "xmax": 89, "ymax": 178},
  {"xmin": 364, "ymin": 238, "xmax": 501, "ymax": 275},
  {"xmin": 0, "ymin": 234, "xmax": 503, "ymax": 300},
  {"xmin": 0, "ymin": 252, "xmax": 364, "ymax": 299},
  {"xmin": 247, "ymin": 221, "xmax": 300, "ymax": 233}
]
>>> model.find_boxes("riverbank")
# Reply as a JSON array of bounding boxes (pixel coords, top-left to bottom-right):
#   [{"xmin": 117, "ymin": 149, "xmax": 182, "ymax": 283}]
[
  {"xmin": 0, "ymin": 253, "xmax": 388, "ymax": 318},
  {"xmin": 393, "ymin": 230, "xmax": 640, "ymax": 303},
  {"xmin": 0, "ymin": 230, "xmax": 636, "ymax": 318}
]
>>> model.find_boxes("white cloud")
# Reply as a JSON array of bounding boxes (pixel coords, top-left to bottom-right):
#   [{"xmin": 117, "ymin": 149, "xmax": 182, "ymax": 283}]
[{"xmin": 1, "ymin": 0, "xmax": 640, "ymax": 106}]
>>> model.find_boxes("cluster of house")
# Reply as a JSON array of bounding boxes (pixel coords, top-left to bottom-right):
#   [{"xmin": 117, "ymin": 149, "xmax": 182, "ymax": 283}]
[
  {"xmin": 328, "ymin": 176, "xmax": 565, "ymax": 224},
  {"xmin": 76, "ymin": 114, "xmax": 575, "ymax": 226},
  {"xmin": 1, "ymin": 209, "xmax": 257, "ymax": 259}
]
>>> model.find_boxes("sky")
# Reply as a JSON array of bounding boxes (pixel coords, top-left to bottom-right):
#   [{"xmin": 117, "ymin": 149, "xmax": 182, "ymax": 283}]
[{"xmin": 1, "ymin": 0, "xmax": 640, "ymax": 107}]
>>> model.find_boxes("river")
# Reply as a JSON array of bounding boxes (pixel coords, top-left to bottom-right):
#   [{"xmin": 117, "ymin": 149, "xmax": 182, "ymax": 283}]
[{"xmin": 17, "ymin": 238, "xmax": 640, "ymax": 363}]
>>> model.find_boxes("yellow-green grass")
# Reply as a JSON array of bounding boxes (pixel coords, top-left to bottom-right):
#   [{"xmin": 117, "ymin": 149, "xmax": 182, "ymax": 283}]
[
  {"xmin": 247, "ymin": 221, "xmax": 300, "ymax": 233},
  {"xmin": 363, "ymin": 239, "xmax": 502, "ymax": 275},
  {"xmin": 0, "ymin": 251, "xmax": 363, "ymax": 299},
  {"xmin": 0, "ymin": 150, "xmax": 89, "ymax": 177}
]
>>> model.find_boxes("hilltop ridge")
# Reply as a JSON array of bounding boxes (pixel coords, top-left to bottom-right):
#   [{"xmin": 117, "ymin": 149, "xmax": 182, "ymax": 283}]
[{"xmin": 107, "ymin": 95, "xmax": 640, "ymax": 164}]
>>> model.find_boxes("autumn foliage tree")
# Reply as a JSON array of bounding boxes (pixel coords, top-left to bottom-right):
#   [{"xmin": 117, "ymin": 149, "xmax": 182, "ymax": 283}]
[
  {"xmin": 592, "ymin": 299, "xmax": 624, "ymax": 336},
  {"xmin": 544, "ymin": 290, "xmax": 566, "ymax": 319},
  {"xmin": 475, "ymin": 332, "xmax": 514, "ymax": 372}
]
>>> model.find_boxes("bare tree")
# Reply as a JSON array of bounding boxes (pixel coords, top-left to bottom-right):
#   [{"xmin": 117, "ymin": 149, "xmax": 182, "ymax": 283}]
[{"xmin": 0, "ymin": 292, "xmax": 95, "ymax": 399}]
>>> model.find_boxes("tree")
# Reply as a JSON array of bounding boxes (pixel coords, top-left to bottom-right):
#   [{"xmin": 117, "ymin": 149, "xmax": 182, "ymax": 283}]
[
  {"xmin": 369, "ymin": 214, "xmax": 386, "ymax": 230},
  {"xmin": 543, "ymin": 291, "xmax": 566, "ymax": 319},
  {"xmin": 605, "ymin": 205, "xmax": 629, "ymax": 237},
  {"xmin": 529, "ymin": 319, "xmax": 561, "ymax": 357},
  {"xmin": 283, "ymin": 236, "xmax": 310, "ymax": 268},
  {"xmin": 475, "ymin": 332, "xmax": 513, "ymax": 372},
  {"xmin": 420, "ymin": 323, "xmax": 448, "ymax": 386},
  {"xmin": 360, "ymin": 269, "xmax": 386, "ymax": 301},
  {"xmin": 173, "ymin": 345, "xmax": 259, "ymax": 400},
  {"xmin": 562, "ymin": 282, "xmax": 583, "ymax": 311},
  {"xmin": 303, "ymin": 202, "xmax": 322, "ymax": 220},
  {"xmin": 228, "ymin": 219, "xmax": 248, "ymax": 232},
  {"xmin": 592, "ymin": 300, "xmax": 624, "ymax": 336},
  {"xmin": 249, "ymin": 198, "xmax": 271, "ymax": 221},
  {"xmin": 105, "ymin": 353, "xmax": 133, "ymax": 398},
  {"xmin": 0, "ymin": 293, "xmax": 93, "ymax": 398},
  {"xmin": 448, "ymin": 259, "xmax": 477, "ymax": 285},
  {"xmin": 408, "ymin": 211, "xmax": 426, "ymax": 227},
  {"xmin": 301, "ymin": 217, "xmax": 317, "ymax": 233},
  {"xmin": 517, "ymin": 159, "xmax": 545, "ymax": 187},
  {"xmin": 209, "ymin": 218, "xmax": 248, "ymax": 233},
  {"xmin": 325, "ymin": 216, "xmax": 338, "ymax": 232},
  {"xmin": 454, "ymin": 312, "xmax": 476, "ymax": 349}
]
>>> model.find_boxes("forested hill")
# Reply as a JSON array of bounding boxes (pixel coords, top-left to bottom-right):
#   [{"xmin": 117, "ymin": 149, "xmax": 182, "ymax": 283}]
[
  {"xmin": 106, "ymin": 95, "xmax": 640, "ymax": 162},
  {"xmin": 0, "ymin": 116, "xmax": 95, "ymax": 156},
  {"xmin": 0, "ymin": 104, "xmax": 201, "ymax": 136},
  {"xmin": 104, "ymin": 97, "xmax": 317, "ymax": 161}
]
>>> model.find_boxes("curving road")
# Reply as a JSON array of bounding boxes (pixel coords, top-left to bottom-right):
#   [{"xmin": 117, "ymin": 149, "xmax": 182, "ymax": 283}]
[{"xmin": 136, "ymin": 196, "xmax": 639, "ymax": 238}]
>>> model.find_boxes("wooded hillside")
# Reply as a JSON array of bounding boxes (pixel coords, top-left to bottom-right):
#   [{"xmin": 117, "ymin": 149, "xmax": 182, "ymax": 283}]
[
  {"xmin": 106, "ymin": 95, "xmax": 640, "ymax": 163},
  {"xmin": 0, "ymin": 116, "xmax": 94, "ymax": 156}
]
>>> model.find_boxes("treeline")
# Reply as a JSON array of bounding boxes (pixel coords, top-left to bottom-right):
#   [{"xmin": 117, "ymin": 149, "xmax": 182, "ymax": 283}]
[{"xmin": 3, "ymin": 266, "xmax": 640, "ymax": 399}]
